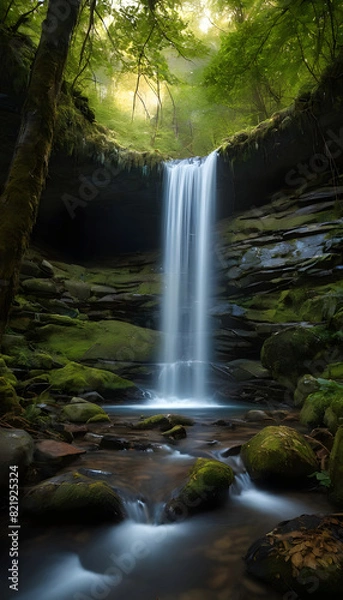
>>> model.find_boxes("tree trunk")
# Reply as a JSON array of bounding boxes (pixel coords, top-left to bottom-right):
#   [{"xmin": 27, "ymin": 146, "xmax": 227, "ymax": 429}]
[{"xmin": 0, "ymin": 0, "xmax": 81, "ymax": 340}]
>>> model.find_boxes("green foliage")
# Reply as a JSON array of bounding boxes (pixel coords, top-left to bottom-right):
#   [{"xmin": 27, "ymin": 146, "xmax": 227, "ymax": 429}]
[
  {"xmin": 204, "ymin": 0, "xmax": 343, "ymax": 125},
  {"xmin": 309, "ymin": 470, "xmax": 331, "ymax": 489}
]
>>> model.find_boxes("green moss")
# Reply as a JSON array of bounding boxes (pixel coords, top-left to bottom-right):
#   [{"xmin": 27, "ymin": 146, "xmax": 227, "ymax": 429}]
[
  {"xmin": 33, "ymin": 319, "xmax": 160, "ymax": 363},
  {"xmin": 300, "ymin": 379, "xmax": 343, "ymax": 430},
  {"xmin": 62, "ymin": 401, "xmax": 109, "ymax": 423},
  {"xmin": 162, "ymin": 425, "xmax": 187, "ymax": 440},
  {"xmin": 49, "ymin": 362, "xmax": 134, "ymax": 397},
  {"xmin": 323, "ymin": 362, "xmax": 343, "ymax": 380},
  {"xmin": 86, "ymin": 413, "xmax": 110, "ymax": 423},
  {"xmin": 261, "ymin": 326, "xmax": 329, "ymax": 388},
  {"xmin": 133, "ymin": 414, "xmax": 170, "ymax": 430},
  {"xmin": 164, "ymin": 458, "xmax": 234, "ymax": 520},
  {"xmin": 23, "ymin": 472, "xmax": 125, "ymax": 522},
  {"xmin": 0, "ymin": 376, "xmax": 23, "ymax": 416},
  {"xmin": 294, "ymin": 374, "xmax": 320, "ymax": 407},
  {"xmin": 241, "ymin": 425, "xmax": 318, "ymax": 483}
]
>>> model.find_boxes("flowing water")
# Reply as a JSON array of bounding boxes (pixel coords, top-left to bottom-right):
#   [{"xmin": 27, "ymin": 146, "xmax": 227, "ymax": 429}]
[
  {"xmin": 0, "ymin": 154, "xmax": 334, "ymax": 599},
  {"xmin": 158, "ymin": 152, "xmax": 217, "ymax": 404}
]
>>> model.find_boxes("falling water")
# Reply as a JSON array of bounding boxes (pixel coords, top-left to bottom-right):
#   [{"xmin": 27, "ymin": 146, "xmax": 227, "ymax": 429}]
[{"xmin": 159, "ymin": 151, "xmax": 217, "ymax": 402}]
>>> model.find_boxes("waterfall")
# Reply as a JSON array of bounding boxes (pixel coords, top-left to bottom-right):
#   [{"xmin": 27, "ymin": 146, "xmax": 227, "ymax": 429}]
[{"xmin": 158, "ymin": 151, "xmax": 217, "ymax": 402}]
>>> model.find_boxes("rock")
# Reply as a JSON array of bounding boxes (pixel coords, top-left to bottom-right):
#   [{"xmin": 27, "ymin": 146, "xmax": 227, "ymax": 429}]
[
  {"xmin": 64, "ymin": 280, "xmax": 91, "ymax": 301},
  {"xmin": 90, "ymin": 284, "xmax": 117, "ymax": 295},
  {"xmin": 162, "ymin": 425, "xmax": 187, "ymax": 440},
  {"xmin": 0, "ymin": 376, "xmax": 23, "ymax": 416},
  {"xmin": 33, "ymin": 319, "xmax": 160, "ymax": 363},
  {"xmin": 245, "ymin": 409, "xmax": 272, "ymax": 422},
  {"xmin": 163, "ymin": 458, "xmax": 234, "ymax": 521},
  {"xmin": 227, "ymin": 359, "xmax": 270, "ymax": 382},
  {"xmin": 133, "ymin": 414, "xmax": 170, "ymax": 431},
  {"xmin": 1, "ymin": 334, "xmax": 27, "ymax": 353},
  {"xmin": 40, "ymin": 259, "xmax": 55, "ymax": 277},
  {"xmin": 294, "ymin": 374, "xmax": 320, "ymax": 407},
  {"xmin": 0, "ymin": 357, "xmax": 17, "ymax": 386},
  {"xmin": 300, "ymin": 379, "xmax": 343, "ymax": 432},
  {"xmin": 0, "ymin": 428, "xmax": 34, "ymax": 488},
  {"xmin": 167, "ymin": 414, "xmax": 195, "ymax": 427},
  {"xmin": 21, "ymin": 278, "xmax": 57, "ymax": 296},
  {"xmin": 241, "ymin": 425, "xmax": 318, "ymax": 484},
  {"xmin": 34, "ymin": 440, "xmax": 86, "ymax": 465},
  {"xmin": 48, "ymin": 362, "xmax": 135, "ymax": 397},
  {"xmin": 63, "ymin": 424, "xmax": 88, "ymax": 436},
  {"xmin": 245, "ymin": 514, "xmax": 343, "ymax": 599},
  {"xmin": 23, "ymin": 471, "xmax": 126, "ymax": 523},
  {"xmin": 329, "ymin": 426, "xmax": 343, "ymax": 506},
  {"xmin": 62, "ymin": 400, "xmax": 110, "ymax": 423},
  {"xmin": 20, "ymin": 259, "xmax": 42, "ymax": 278},
  {"xmin": 100, "ymin": 436, "xmax": 130, "ymax": 450},
  {"xmin": 80, "ymin": 391, "xmax": 105, "ymax": 403},
  {"xmin": 261, "ymin": 326, "xmax": 327, "ymax": 388}
]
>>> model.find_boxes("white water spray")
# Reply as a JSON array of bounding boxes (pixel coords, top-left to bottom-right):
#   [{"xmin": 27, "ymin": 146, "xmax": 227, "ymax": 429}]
[{"xmin": 158, "ymin": 152, "xmax": 217, "ymax": 403}]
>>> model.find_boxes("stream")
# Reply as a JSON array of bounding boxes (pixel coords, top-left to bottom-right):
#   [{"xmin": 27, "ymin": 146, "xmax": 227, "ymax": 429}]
[{"xmin": 0, "ymin": 402, "xmax": 332, "ymax": 600}]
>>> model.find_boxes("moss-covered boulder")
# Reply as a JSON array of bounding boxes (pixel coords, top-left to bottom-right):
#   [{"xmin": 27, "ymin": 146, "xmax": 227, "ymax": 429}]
[
  {"xmin": 245, "ymin": 514, "xmax": 343, "ymax": 599},
  {"xmin": 241, "ymin": 425, "xmax": 318, "ymax": 484},
  {"xmin": 329, "ymin": 426, "xmax": 343, "ymax": 506},
  {"xmin": 0, "ymin": 376, "xmax": 23, "ymax": 416},
  {"xmin": 0, "ymin": 357, "xmax": 17, "ymax": 386},
  {"xmin": 23, "ymin": 472, "xmax": 125, "ymax": 523},
  {"xmin": 162, "ymin": 425, "xmax": 187, "ymax": 440},
  {"xmin": 261, "ymin": 326, "xmax": 327, "ymax": 388},
  {"xmin": 164, "ymin": 458, "xmax": 234, "ymax": 521},
  {"xmin": 62, "ymin": 400, "xmax": 110, "ymax": 423},
  {"xmin": 0, "ymin": 428, "xmax": 34, "ymax": 488},
  {"xmin": 300, "ymin": 379, "xmax": 343, "ymax": 431},
  {"xmin": 133, "ymin": 414, "xmax": 170, "ymax": 431},
  {"xmin": 48, "ymin": 362, "xmax": 135, "ymax": 398}
]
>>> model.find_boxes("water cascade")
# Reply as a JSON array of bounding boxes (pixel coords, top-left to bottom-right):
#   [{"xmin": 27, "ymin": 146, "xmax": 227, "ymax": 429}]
[{"xmin": 158, "ymin": 151, "xmax": 217, "ymax": 404}]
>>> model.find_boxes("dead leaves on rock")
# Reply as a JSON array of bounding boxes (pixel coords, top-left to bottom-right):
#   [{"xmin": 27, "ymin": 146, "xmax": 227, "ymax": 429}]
[{"xmin": 267, "ymin": 515, "xmax": 343, "ymax": 578}]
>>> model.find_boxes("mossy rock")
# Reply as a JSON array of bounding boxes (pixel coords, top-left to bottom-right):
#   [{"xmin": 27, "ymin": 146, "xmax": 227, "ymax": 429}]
[
  {"xmin": 48, "ymin": 362, "xmax": 135, "ymax": 398},
  {"xmin": 245, "ymin": 514, "xmax": 343, "ymax": 599},
  {"xmin": 0, "ymin": 357, "xmax": 17, "ymax": 386},
  {"xmin": 241, "ymin": 425, "xmax": 318, "ymax": 484},
  {"xmin": 261, "ymin": 326, "xmax": 327, "ymax": 388},
  {"xmin": 0, "ymin": 428, "xmax": 34, "ymax": 488},
  {"xmin": 21, "ymin": 278, "xmax": 57, "ymax": 295},
  {"xmin": 300, "ymin": 379, "xmax": 343, "ymax": 431},
  {"xmin": 62, "ymin": 401, "xmax": 110, "ymax": 423},
  {"xmin": 294, "ymin": 374, "xmax": 320, "ymax": 407},
  {"xmin": 0, "ymin": 376, "xmax": 23, "ymax": 416},
  {"xmin": 33, "ymin": 319, "xmax": 160, "ymax": 363},
  {"xmin": 133, "ymin": 414, "xmax": 170, "ymax": 431},
  {"xmin": 164, "ymin": 458, "xmax": 234, "ymax": 521},
  {"xmin": 23, "ymin": 472, "xmax": 125, "ymax": 523},
  {"xmin": 329, "ymin": 426, "xmax": 343, "ymax": 506},
  {"xmin": 162, "ymin": 425, "xmax": 187, "ymax": 440},
  {"xmin": 167, "ymin": 414, "xmax": 195, "ymax": 427},
  {"xmin": 323, "ymin": 362, "xmax": 343, "ymax": 380}
]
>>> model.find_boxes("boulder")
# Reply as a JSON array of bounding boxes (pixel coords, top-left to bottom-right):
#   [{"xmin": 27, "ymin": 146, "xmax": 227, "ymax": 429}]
[
  {"xmin": 62, "ymin": 400, "xmax": 110, "ymax": 423},
  {"xmin": 245, "ymin": 514, "xmax": 343, "ymax": 599},
  {"xmin": 241, "ymin": 425, "xmax": 318, "ymax": 484},
  {"xmin": 164, "ymin": 458, "xmax": 234, "ymax": 521},
  {"xmin": 23, "ymin": 471, "xmax": 126, "ymax": 523},
  {"xmin": 0, "ymin": 428, "xmax": 34, "ymax": 488},
  {"xmin": 261, "ymin": 326, "xmax": 327, "ymax": 388},
  {"xmin": 162, "ymin": 425, "xmax": 187, "ymax": 440},
  {"xmin": 329, "ymin": 426, "xmax": 343, "ymax": 506},
  {"xmin": 133, "ymin": 414, "xmax": 170, "ymax": 431},
  {"xmin": 34, "ymin": 439, "xmax": 86, "ymax": 466},
  {"xmin": 300, "ymin": 379, "xmax": 343, "ymax": 432},
  {"xmin": 48, "ymin": 361, "xmax": 135, "ymax": 397},
  {"xmin": 294, "ymin": 374, "xmax": 320, "ymax": 407}
]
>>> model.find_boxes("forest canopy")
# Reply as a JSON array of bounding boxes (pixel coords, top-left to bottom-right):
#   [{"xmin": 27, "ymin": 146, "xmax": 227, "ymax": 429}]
[{"xmin": 1, "ymin": 0, "xmax": 343, "ymax": 157}]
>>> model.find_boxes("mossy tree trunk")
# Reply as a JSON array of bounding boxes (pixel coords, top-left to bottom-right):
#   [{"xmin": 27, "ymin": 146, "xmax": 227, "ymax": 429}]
[{"xmin": 0, "ymin": 0, "xmax": 81, "ymax": 340}]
